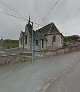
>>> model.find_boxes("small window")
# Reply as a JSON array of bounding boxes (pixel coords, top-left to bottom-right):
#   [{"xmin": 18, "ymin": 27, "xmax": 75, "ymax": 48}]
[
  {"xmin": 25, "ymin": 36, "xmax": 27, "ymax": 44},
  {"xmin": 36, "ymin": 40, "xmax": 38, "ymax": 46},
  {"xmin": 52, "ymin": 36, "xmax": 56, "ymax": 42},
  {"xmin": 21, "ymin": 39, "xmax": 22, "ymax": 45},
  {"xmin": 41, "ymin": 39, "xmax": 44, "ymax": 48}
]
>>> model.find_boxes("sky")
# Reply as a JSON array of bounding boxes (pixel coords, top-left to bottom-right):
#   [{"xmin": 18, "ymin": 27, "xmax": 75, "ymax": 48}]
[{"xmin": 0, "ymin": 0, "xmax": 80, "ymax": 39}]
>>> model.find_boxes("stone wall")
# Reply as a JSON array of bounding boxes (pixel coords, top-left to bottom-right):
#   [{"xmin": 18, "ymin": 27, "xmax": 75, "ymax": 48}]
[
  {"xmin": 0, "ymin": 52, "xmax": 31, "ymax": 66},
  {"xmin": 46, "ymin": 34, "xmax": 63, "ymax": 50},
  {"xmin": 46, "ymin": 45, "xmax": 80, "ymax": 56},
  {"xmin": 0, "ymin": 45, "xmax": 80, "ymax": 67},
  {"xmin": 35, "ymin": 45, "xmax": 80, "ymax": 58}
]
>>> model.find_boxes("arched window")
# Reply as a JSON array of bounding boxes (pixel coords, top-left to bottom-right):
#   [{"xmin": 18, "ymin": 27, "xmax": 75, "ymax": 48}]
[{"xmin": 52, "ymin": 36, "xmax": 56, "ymax": 42}]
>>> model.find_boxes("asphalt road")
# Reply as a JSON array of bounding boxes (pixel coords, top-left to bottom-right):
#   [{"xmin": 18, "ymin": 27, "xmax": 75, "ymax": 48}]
[
  {"xmin": 0, "ymin": 51, "xmax": 80, "ymax": 92},
  {"xmin": 46, "ymin": 52, "xmax": 80, "ymax": 92}
]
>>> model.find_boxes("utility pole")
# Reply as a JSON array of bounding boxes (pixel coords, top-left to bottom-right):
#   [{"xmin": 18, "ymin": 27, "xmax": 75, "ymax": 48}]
[
  {"xmin": 31, "ymin": 22, "xmax": 34, "ymax": 63},
  {"xmin": 22, "ymin": 33, "xmax": 24, "ymax": 50}
]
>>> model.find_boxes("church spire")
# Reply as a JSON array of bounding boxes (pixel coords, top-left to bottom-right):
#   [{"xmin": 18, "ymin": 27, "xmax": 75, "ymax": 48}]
[{"xmin": 28, "ymin": 13, "xmax": 30, "ymax": 24}]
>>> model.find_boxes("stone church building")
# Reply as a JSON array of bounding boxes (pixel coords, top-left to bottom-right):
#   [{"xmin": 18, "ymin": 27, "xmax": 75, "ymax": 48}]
[{"xmin": 19, "ymin": 17, "xmax": 63, "ymax": 51}]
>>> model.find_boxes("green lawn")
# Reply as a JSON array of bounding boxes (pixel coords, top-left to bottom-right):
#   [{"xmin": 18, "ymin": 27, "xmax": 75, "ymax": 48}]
[{"xmin": 2, "ymin": 40, "xmax": 19, "ymax": 49}]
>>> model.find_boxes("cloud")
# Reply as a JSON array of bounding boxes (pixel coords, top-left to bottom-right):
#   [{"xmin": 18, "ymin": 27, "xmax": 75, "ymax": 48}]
[{"xmin": 0, "ymin": 0, "xmax": 80, "ymax": 39}]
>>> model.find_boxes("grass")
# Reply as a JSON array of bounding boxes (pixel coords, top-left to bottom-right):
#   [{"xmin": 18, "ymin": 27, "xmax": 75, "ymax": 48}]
[{"xmin": 1, "ymin": 40, "xmax": 19, "ymax": 49}]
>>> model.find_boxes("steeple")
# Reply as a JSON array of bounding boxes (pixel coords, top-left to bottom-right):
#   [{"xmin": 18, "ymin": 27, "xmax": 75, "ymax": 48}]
[{"xmin": 28, "ymin": 14, "xmax": 30, "ymax": 24}]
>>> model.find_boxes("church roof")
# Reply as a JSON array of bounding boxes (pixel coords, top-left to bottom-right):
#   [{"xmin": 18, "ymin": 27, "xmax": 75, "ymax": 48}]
[
  {"xmin": 24, "ymin": 21, "xmax": 63, "ymax": 41},
  {"xmin": 36, "ymin": 22, "xmax": 60, "ymax": 34},
  {"xmin": 33, "ymin": 31, "xmax": 47, "ymax": 41}
]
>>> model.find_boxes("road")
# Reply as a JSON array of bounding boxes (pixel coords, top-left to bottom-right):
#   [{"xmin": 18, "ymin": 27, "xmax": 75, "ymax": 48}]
[
  {"xmin": 0, "ymin": 51, "xmax": 80, "ymax": 92},
  {"xmin": 46, "ymin": 52, "xmax": 80, "ymax": 92}
]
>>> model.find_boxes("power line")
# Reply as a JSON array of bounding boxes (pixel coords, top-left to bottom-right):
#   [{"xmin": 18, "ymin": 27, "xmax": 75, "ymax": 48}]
[
  {"xmin": 0, "ymin": 9, "xmax": 43, "ymax": 26},
  {"xmin": 42, "ymin": 0, "xmax": 60, "ymax": 21},
  {"xmin": 0, "ymin": 9, "xmax": 27, "ymax": 21},
  {"xmin": 36, "ymin": 0, "xmax": 60, "ymax": 28},
  {"xmin": 0, "ymin": 1, "xmax": 29, "ymax": 21},
  {"xmin": 0, "ymin": 0, "xmax": 60, "ymax": 28},
  {"xmin": 0, "ymin": 1, "xmax": 43, "ymax": 27},
  {"xmin": 0, "ymin": 1, "xmax": 25, "ymax": 19},
  {"xmin": 0, "ymin": 1, "xmax": 14, "ymax": 11}
]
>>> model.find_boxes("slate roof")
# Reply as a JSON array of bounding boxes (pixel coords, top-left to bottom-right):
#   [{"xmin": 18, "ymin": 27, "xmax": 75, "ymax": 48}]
[
  {"xmin": 33, "ymin": 31, "xmax": 47, "ymax": 41},
  {"xmin": 36, "ymin": 22, "xmax": 60, "ymax": 34},
  {"xmin": 25, "ymin": 22, "xmax": 62, "ymax": 41},
  {"xmin": 26, "ymin": 23, "xmax": 47, "ymax": 40}
]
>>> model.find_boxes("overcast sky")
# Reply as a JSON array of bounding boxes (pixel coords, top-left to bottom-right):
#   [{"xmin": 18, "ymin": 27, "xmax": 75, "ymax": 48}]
[{"xmin": 0, "ymin": 0, "xmax": 80, "ymax": 39}]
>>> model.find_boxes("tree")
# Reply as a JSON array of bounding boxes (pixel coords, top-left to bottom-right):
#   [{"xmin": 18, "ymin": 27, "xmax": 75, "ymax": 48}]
[{"xmin": 64, "ymin": 35, "xmax": 80, "ymax": 43}]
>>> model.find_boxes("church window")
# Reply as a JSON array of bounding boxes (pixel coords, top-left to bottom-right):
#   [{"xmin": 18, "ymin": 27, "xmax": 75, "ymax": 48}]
[
  {"xmin": 25, "ymin": 36, "xmax": 27, "ymax": 44},
  {"xmin": 52, "ymin": 36, "xmax": 56, "ymax": 42},
  {"xmin": 21, "ymin": 39, "xmax": 22, "ymax": 45},
  {"xmin": 36, "ymin": 40, "xmax": 38, "ymax": 46},
  {"xmin": 41, "ymin": 39, "xmax": 44, "ymax": 48}
]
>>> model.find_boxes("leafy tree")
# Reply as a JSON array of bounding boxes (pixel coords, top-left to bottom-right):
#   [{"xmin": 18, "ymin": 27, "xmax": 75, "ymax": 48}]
[{"xmin": 64, "ymin": 35, "xmax": 80, "ymax": 43}]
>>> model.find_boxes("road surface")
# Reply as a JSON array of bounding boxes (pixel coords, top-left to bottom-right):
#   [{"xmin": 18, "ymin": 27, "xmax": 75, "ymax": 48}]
[
  {"xmin": 46, "ymin": 52, "xmax": 80, "ymax": 92},
  {"xmin": 0, "ymin": 51, "xmax": 80, "ymax": 92}
]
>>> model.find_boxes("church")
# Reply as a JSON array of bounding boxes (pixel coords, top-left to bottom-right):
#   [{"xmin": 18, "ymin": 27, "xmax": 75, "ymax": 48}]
[{"xmin": 19, "ymin": 16, "xmax": 63, "ymax": 51}]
